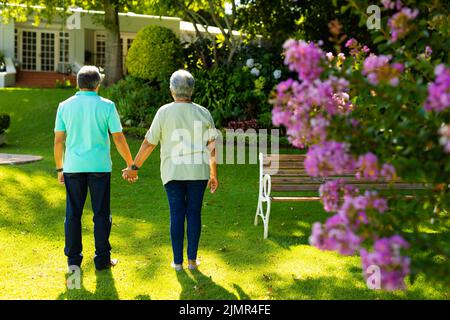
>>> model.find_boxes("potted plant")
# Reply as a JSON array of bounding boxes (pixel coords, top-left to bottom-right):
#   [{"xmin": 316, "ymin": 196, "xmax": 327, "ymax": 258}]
[{"xmin": 0, "ymin": 114, "xmax": 10, "ymax": 146}]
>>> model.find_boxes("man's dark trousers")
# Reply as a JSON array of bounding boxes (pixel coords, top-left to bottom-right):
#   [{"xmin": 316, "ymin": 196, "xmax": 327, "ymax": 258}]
[{"xmin": 63, "ymin": 172, "xmax": 112, "ymax": 269}]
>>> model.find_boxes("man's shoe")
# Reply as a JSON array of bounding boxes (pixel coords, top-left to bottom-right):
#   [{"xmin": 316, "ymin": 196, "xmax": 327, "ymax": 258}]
[{"xmin": 96, "ymin": 258, "xmax": 118, "ymax": 271}]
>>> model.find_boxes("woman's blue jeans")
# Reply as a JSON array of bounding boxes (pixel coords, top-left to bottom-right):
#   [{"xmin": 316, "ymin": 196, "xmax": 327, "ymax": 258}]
[{"xmin": 164, "ymin": 180, "xmax": 208, "ymax": 264}]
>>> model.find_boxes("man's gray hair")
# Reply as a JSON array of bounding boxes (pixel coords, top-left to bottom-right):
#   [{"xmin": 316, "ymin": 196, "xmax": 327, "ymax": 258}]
[
  {"xmin": 77, "ymin": 65, "xmax": 102, "ymax": 90},
  {"xmin": 170, "ymin": 70, "xmax": 195, "ymax": 99}
]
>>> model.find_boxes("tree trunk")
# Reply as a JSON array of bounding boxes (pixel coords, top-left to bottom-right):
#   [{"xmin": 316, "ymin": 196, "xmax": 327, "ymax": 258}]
[{"xmin": 103, "ymin": 0, "xmax": 122, "ymax": 86}]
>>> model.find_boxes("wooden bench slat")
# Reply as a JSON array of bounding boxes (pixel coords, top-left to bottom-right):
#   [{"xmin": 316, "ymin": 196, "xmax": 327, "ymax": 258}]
[
  {"xmin": 271, "ymin": 196, "xmax": 321, "ymax": 202},
  {"xmin": 272, "ymin": 185, "xmax": 322, "ymax": 191},
  {"xmin": 263, "ymin": 169, "xmax": 310, "ymax": 176},
  {"xmin": 263, "ymin": 162, "xmax": 305, "ymax": 169},
  {"xmin": 270, "ymin": 177, "xmax": 326, "ymax": 184},
  {"xmin": 270, "ymin": 177, "xmax": 410, "ymax": 185},
  {"xmin": 263, "ymin": 154, "xmax": 305, "ymax": 161},
  {"xmin": 271, "ymin": 183, "xmax": 425, "ymax": 192}
]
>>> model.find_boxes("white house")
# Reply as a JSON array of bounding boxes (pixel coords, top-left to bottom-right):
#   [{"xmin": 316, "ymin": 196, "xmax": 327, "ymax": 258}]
[{"xmin": 0, "ymin": 6, "xmax": 242, "ymax": 87}]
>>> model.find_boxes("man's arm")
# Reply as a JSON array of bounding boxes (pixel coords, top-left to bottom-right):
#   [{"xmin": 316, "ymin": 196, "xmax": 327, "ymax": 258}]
[
  {"xmin": 54, "ymin": 131, "xmax": 66, "ymax": 185},
  {"xmin": 207, "ymin": 140, "xmax": 218, "ymax": 193},
  {"xmin": 111, "ymin": 132, "xmax": 134, "ymax": 168}
]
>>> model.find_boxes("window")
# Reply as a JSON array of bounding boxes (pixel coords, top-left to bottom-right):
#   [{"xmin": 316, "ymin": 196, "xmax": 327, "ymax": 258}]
[
  {"xmin": 21, "ymin": 31, "xmax": 37, "ymax": 71},
  {"xmin": 127, "ymin": 38, "xmax": 133, "ymax": 50},
  {"xmin": 95, "ymin": 33, "xmax": 135, "ymax": 71},
  {"xmin": 40, "ymin": 32, "xmax": 55, "ymax": 71},
  {"xmin": 95, "ymin": 33, "xmax": 106, "ymax": 67}
]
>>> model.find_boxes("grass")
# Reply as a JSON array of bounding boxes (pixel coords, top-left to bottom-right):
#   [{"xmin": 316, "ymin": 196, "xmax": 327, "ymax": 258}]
[{"xmin": 0, "ymin": 87, "xmax": 448, "ymax": 300}]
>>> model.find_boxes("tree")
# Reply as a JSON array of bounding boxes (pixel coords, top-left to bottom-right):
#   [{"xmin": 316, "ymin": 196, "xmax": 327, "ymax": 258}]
[
  {"xmin": 236, "ymin": 0, "xmax": 372, "ymax": 54},
  {"xmin": 0, "ymin": 0, "xmax": 134, "ymax": 85},
  {"xmin": 148, "ymin": 0, "xmax": 240, "ymax": 66}
]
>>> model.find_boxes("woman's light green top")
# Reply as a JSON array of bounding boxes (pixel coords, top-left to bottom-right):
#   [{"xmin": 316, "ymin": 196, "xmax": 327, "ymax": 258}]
[{"xmin": 145, "ymin": 102, "xmax": 218, "ymax": 185}]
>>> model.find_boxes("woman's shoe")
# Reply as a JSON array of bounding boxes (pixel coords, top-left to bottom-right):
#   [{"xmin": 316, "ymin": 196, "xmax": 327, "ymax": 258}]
[
  {"xmin": 171, "ymin": 262, "xmax": 183, "ymax": 271},
  {"xmin": 188, "ymin": 260, "xmax": 200, "ymax": 270}
]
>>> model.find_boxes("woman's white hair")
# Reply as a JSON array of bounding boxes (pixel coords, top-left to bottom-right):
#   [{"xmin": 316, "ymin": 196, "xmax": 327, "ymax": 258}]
[{"xmin": 170, "ymin": 70, "xmax": 195, "ymax": 99}]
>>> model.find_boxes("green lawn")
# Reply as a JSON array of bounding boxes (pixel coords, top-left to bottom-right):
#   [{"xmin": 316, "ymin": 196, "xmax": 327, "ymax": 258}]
[{"xmin": 0, "ymin": 87, "xmax": 447, "ymax": 300}]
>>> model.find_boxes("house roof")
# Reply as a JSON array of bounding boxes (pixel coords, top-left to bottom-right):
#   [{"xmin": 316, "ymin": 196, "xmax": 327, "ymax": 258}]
[
  {"xmin": 180, "ymin": 21, "xmax": 241, "ymax": 36},
  {"xmin": 1, "ymin": 3, "xmax": 242, "ymax": 36}
]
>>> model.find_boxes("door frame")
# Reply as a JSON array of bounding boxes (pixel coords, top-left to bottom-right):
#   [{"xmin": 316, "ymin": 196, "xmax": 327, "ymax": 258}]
[{"xmin": 16, "ymin": 28, "xmax": 65, "ymax": 72}]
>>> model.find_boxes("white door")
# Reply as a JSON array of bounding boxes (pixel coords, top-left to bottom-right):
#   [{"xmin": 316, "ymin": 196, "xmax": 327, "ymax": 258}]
[
  {"xmin": 20, "ymin": 30, "xmax": 57, "ymax": 72},
  {"xmin": 39, "ymin": 32, "xmax": 56, "ymax": 71},
  {"xmin": 21, "ymin": 30, "xmax": 37, "ymax": 71}
]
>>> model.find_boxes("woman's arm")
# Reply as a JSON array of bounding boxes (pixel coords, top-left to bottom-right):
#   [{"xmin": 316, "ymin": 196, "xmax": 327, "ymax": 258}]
[
  {"xmin": 122, "ymin": 139, "xmax": 157, "ymax": 181},
  {"xmin": 207, "ymin": 140, "xmax": 218, "ymax": 193},
  {"xmin": 134, "ymin": 139, "xmax": 157, "ymax": 168}
]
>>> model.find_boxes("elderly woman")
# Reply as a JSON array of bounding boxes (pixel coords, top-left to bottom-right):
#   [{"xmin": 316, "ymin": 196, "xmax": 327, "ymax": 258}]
[{"xmin": 123, "ymin": 70, "xmax": 218, "ymax": 271}]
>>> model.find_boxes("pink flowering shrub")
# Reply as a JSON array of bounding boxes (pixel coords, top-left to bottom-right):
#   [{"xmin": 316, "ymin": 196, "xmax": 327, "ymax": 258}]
[
  {"xmin": 271, "ymin": 0, "xmax": 450, "ymax": 289},
  {"xmin": 387, "ymin": 7, "xmax": 419, "ymax": 42},
  {"xmin": 361, "ymin": 236, "xmax": 411, "ymax": 291},
  {"xmin": 424, "ymin": 64, "xmax": 450, "ymax": 112}
]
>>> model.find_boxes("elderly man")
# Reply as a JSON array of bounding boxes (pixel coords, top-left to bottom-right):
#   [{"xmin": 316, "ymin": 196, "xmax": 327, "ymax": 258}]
[
  {"xmin": 54, "ymin": 66, "xmax": 134, "ymax": 271},
  {"xmin": 123, "ymin": 69, "xmax": 218, "ymax": 271}
]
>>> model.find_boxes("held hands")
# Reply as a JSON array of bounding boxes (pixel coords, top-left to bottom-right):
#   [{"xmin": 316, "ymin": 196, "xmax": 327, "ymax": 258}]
[
  {"xmin": 208, "ymin": 175, "xmax": 219, "ymax": 193},
  {"xmin": 122, "ymin": 167, "xmax": 139, "ymax": 183}
]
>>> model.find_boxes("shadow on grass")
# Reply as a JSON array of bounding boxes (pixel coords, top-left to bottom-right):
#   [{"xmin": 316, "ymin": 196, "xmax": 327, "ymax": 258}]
[
  {"xmin": 274, "ymin": 274, "xmax": 437, "ymax": 300},
  {"xmin": 176, "ymin": 269, "xmax": 249, "ymax": 300},
  {"xmin": 261, "ymin": 198, "xmax": 328, "ymax": 249},
  {"xmin": 57, "ymin": 269, "xmax": 120, "ymax": 300}
]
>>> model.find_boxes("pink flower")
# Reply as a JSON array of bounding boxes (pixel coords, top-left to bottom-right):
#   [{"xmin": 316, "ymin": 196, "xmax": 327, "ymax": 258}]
[
  {"xmin": 362, "ymin": 54, "xmax": 403, "ymax": 86},
  {"xmin": 424, "ymin": 64, "xmax": 450, "ymax": 112},
  {"xmin": 381, "ymin": 163, "xmax": 397, "ymax": 182},
  {"xmin": 361, "ymin": 235, "xmax": 410, "ymax": 291},
  {"xmin": 356, "ymin": 152, "xmax": 379, "ymax": 180},
  {"xmin": 345, "ymin": 38, "xmax": 357, "ymax": 48},
  {"xmin": 326, "ymin": 52, "xmax": 334, "ymax": 62},
  {"xmin": 283, "ymin": 39, "xmax": 324, "ymax": 82},
  {"xmin": 344, "ymin": 38, "xmax": 370, "ymax": 57},
  {"xmin": 438, "ymin": 124, "xmax": 450, "ymax": 153},
  {"xmin": 304, "ymin": 141, "xmax": 355, "ymax": 177},
  {"xmin": 338, "ymin": 191, "xmax": 389, "ymax": 231},
  {"xmin": 319, "ymin": 179, "xmax": 359, "ymax": 212},
  {"xmin": 381, "ymin": 0, "xmax": 402, "ymax": 10},
  {"xmin": 388, "ymin": 7, "xmax": 419, "ymax": 42},
  {"xmin": 309, "ymin": 215, "xmax": 362, "ymax": 256},
  {"xmin": 270, "ymin": 73, "xmax": 352, "ymax": 147}
]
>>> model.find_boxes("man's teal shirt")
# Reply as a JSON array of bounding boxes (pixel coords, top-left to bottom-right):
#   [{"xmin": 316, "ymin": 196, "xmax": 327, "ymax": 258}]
[{"xmin": 54, "ymin": 91, "xmax": 123, "ymax": 173}]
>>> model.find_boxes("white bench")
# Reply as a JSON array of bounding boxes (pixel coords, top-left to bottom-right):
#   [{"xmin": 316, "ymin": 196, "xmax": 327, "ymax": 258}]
[
  {"xmin": 0, "ymin": 57, "xmax": 16, "ymax": 87},
  {"xmin": 254, "ymin": 153, "xmax": 424, "ymax": 239}
]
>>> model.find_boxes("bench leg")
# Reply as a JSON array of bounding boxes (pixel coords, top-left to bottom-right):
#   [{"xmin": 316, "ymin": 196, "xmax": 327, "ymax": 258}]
[
  {"xmin": 254, "ymin": 199, "xmax": 261, "ymax": 226},
  {"xmin": 263, "ymin": 199, "xmax": 271, "ymax": 239},
  {"xmin": 255, "ymin": 196, "xmax": 271, "ymax": 239}
]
